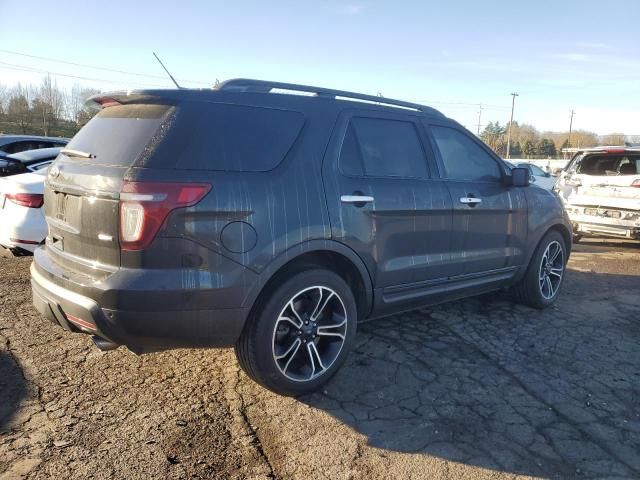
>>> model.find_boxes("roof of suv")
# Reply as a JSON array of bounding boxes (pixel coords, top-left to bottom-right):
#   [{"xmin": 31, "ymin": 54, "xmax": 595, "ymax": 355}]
[{"xmin": 90, "ymin": 78, "xmax": 448, "ymax": 119}]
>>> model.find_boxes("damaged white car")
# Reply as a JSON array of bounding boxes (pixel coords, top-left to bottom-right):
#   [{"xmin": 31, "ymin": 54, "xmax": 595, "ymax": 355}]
[{"xmin": 556, "ymin": 147, "xmax": 640, "ymax": 240}]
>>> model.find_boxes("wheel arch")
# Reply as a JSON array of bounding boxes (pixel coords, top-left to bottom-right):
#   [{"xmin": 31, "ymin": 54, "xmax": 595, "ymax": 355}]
[
  {"xmin": 548, "ymin": 222, "xmax": 572, "ymax": 260},
  {"xmin": 242, "ymin": 240, "xmax": 374, "ymax": 322}
]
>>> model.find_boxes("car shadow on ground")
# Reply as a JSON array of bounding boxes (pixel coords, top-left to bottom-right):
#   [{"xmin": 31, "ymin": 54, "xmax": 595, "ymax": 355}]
[
  {"xmin": 0, "ymin": 350, "xmax": 28, "ymax": 432},
  {"xmin": 301, "ymin": 270, "xmax": 640, "ymax": 478}
]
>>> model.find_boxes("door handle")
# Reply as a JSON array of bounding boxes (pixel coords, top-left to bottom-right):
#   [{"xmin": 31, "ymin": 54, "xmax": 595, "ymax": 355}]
[
  {"xmin": 341, "ymin": 195, "xmax": 374, "ymax": 204},
  {"xmin": 459, "ymin": 197, "xmax": 482, "ymax": 205}
]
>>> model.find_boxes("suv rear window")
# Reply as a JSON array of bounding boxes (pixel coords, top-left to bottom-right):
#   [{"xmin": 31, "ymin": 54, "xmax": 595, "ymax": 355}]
[
  {"xmin": 576, "ymin": 154, "xmax": 640, "ymax": 175},
  {"xmin": 66, "ymin": 104, "xmax": 171, "ymax": 167},
  {"xmin": 147, "ymin": 102, "xmax": 304, "ymax": 172}
]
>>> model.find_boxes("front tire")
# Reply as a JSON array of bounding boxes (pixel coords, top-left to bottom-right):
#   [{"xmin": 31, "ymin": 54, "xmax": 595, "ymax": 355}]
[
  {"xmin": 513, "ymin": 230, "xmax": 567, "ymax": 309},
  {"xmin": 235, "ymin": 269, "xmax": 357, "ymax": 396}
]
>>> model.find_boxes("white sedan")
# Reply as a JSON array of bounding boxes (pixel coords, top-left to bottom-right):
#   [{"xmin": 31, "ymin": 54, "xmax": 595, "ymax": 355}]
[
  {"xmin": 515, "ymin": 163, "xmax": 558, "ymax": 190},
  {"xmin": 0, "ymin": 169, "xmax": 47, "ymax": 255}
]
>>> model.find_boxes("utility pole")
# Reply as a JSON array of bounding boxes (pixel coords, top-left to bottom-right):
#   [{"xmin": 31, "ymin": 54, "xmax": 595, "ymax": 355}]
[
  {"xmin": 506, "ymin": 93, "xmax": 519, "ymax": 159},
  {"xmin": 476, "ymin": 104, "xmax": 483, "ymax": 136},
  {"xmin": 568, "ymin": 109, "xmax": 575, "ymax": 148}
]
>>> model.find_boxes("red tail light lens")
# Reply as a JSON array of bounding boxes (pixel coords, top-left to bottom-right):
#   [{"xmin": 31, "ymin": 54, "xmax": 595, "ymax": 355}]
[
  {"xmin": 6, "ymin": 193, "xmax": 44, "ymax": 208},
  {"xmin": 96, "ymin": 97, "xmax": 121, "ymax": 108},
  {"xmin": 631, "ymin": 179, "xmax": 640, "ymax": 188},
  {"xmin": 119, "ymin": 181, "xmax": 211, "ymax": 251}
]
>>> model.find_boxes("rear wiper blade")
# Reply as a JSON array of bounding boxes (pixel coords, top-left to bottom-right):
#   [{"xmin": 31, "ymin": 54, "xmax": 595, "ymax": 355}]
[{"xmin": 61, "ymin": 148, "xmax": 96, "ymax": 159}]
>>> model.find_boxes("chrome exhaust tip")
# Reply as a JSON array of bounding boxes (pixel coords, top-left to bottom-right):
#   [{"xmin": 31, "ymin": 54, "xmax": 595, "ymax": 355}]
[{"xmin": 92, "ymin": 336, "xmax": 119, "ymax": 352}]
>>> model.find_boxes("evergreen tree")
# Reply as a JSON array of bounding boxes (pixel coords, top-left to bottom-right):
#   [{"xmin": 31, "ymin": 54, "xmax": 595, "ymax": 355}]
[
  {"xmin": 523, "ymin": 140, "xmax": 536, "ymax": 158},
  {"xmin": 537, "ymin": 138, "xmax": 556, "ymax": 157},
  {"xmin": 509, "ymin": 141, "xmax": 522, "ymax": 158}
]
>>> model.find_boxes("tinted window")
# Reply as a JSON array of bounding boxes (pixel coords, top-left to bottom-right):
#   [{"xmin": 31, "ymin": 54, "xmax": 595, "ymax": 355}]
[
  {"xmin": 30, "ymin": 162, "xmax": 53, "ymax": 171},
  {"xmin": 431, "ymin": 126, "xmax": 501, "ymax": 182},
  {"xmin": 3, "ymin": 141, "xmax": 39, "ymax": 154},
  {"xmin": 339, "ymin": 117, "xmax": 428, "ymax": 178},
  {"xmin": 67, "ymin": 104, "xmax": 171, "ymax": 167},
  {"xmin": 148, "ymin": 102, "xmax": 305, "ymax": 172}
]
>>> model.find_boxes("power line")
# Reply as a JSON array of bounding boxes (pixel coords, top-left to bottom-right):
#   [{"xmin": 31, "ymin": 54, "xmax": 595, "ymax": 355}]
[
  {"xmin": 0, "ymin": 49, "xmax": 212, "ymax": 85},
  {"xmin": 0, "ymin": 61, "xmax": 173, "ymax": 88}
]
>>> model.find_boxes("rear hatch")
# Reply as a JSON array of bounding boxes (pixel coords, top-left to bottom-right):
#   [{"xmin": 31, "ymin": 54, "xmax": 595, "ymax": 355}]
[
  {"xmin": 556, "ymin": 151, "xmax": 640, "ymax": 201},
  {"xmin": 44, "ymin": 103, "xmax": 172, "ymax": 272}
]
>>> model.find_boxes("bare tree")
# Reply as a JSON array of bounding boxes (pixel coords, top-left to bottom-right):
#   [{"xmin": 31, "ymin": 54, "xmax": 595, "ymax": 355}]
[
  {"xmin": 0, "ymin": 84, "xmax": 8, "ymax": 117},
  {"xmin": 32, "ymin": 74, "xmax": 66, "ymax": 135},
  {"xmin": 69, "ymin": 84, "xmax": 100, "ymax": 126},
  {"xmin": 7, "ymin": 83, "xmax": 33, "ymax": 133},
  {"xmin": 599, "ymin": 133, "xmax": 626, "ymax": 146}
]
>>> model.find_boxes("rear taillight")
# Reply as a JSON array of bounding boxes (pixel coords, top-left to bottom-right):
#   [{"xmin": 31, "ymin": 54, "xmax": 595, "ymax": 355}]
[
  {"xmin": 632, "ymin": 179, "xmax": 640, "ymax": 188},
  {"xmin": 6, "ymin": 193, "xmax": 44, "ymax": 208},
  {"xmin": 119, "ymin": 181, "xmax": 211, "ymax": 251}
]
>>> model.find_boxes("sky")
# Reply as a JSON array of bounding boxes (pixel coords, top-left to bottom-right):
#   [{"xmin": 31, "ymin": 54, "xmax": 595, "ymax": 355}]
[{"xmin": 0, "ymin": 0, "xmax": 639, "ymax": 136}]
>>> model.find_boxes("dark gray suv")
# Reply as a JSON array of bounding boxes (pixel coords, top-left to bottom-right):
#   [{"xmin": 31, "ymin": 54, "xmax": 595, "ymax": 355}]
[{"xmin": 31, "ymin": 79, "xmax": 572, "ymax": 395}]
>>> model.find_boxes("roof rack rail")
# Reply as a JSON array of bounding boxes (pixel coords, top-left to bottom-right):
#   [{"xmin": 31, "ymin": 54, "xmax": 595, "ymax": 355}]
[{"xmin": 217, "ymin": 78, "xmax": 440, "ymax": 115}]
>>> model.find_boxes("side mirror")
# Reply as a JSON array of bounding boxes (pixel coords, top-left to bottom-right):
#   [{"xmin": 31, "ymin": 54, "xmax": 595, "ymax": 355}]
[{"xmin": 511, "ymin": 167, "xmax": 530, "ymax": 187}]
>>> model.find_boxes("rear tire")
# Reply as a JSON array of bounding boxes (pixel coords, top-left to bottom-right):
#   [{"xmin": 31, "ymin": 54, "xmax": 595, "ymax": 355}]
[
  {"xmin": 235, "ymin": 269, "xmax": 357, "ymax": 396},
  {"xmin": 512, "ymin": 230, "xmax": 567, "ymax": 309}
]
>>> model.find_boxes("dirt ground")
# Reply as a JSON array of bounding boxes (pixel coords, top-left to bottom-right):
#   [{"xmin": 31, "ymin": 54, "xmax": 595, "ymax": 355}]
[{"xmin": 1, "ymin": 239, "xmax": 639, "ymax": 480}]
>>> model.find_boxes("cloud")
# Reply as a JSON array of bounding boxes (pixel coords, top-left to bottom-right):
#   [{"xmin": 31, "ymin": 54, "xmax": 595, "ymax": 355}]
[
  {"xmin": 337, "ymin": 3, "xmax": 365, "ymax": 15},
  {"xmin": 549, "ymin": 53, "xmax": 590, "ymax": 62},
  {"xmin": 576, "ymin": 41, "xmax": 612, "ymax": 50}
]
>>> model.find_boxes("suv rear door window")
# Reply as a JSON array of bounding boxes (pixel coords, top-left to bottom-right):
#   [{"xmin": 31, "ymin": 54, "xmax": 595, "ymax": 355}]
[
  {"xmin": 149, "ymin": 102, "xmax": 305, "ymax": 172},
  {"xmin": 430, "ymin": 126, "xmax": 501, "ymax": 182},
  {"xmin": 339, "ymin": 117, "xmax": 428, "ymax": 178}
]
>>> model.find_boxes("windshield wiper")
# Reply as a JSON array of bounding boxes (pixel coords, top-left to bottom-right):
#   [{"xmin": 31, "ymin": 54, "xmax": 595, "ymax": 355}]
[{"xmin": 61, "ymin": 148, "xmax": 96, "ymax": 159}]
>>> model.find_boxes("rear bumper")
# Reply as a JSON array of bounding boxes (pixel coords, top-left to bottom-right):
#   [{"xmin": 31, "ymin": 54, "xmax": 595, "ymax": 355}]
[
  {"xmin": 573, "ymin": 222, "xmax": 640, "ymax": 239},
  {"xmin": 30, "ymin": 257, "xmax": 251, "ymax": 353},
  {"xmin": 569, "ymin": 213, "xmax": 640, "ymax": 239}
]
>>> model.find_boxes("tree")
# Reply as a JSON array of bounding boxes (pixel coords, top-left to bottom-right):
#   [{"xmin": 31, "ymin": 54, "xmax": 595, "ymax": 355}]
[
  {"xmin": 537, "ymin": 138, "xmax": 556, "ymax": 158},
  {"xmin": 522, "ymin": 139, "xmax": 536, "ymax": 158},
  {"xmin": 509, "ymin": 141, "xmax": 522, "ymax": 158},
  {"xmin": 69, "ymin": 84, "xmax": 100, "ymax": 127},
  {"xmin": 600, "ymin": 133, "xmax": 626, "ymax": 146},
  {"xmin": 0, "ymin": 84, "xmax": 7, "ymax": 117},
  {"xmin": 481, "ymin": 121, "xmax": 506, "ymax": 154},
  {"xmin": 7, "ymin": 84, "xmax": 32, "ymax": 133},
  {"xmin": 32, "ymin": 74, "xmax": 65, "ymax": 136}
]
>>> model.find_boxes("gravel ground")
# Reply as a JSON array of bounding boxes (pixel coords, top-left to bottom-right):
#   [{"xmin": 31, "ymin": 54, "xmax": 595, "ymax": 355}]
[{"xmin": 1, "ymin": 239, "xmax": 639, "ymax": 480}]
